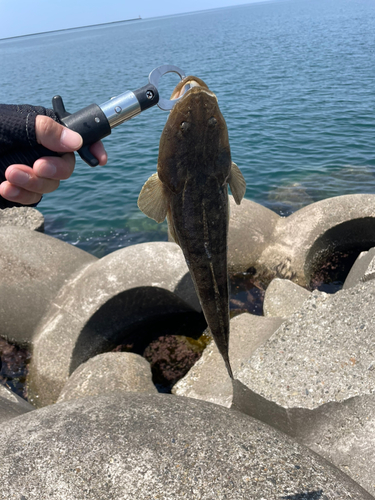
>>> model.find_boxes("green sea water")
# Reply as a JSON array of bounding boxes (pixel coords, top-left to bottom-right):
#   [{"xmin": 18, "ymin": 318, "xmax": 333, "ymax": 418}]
[{"xmin": 0, "ymin": 0, "xmax": 374, "ymax": 257}]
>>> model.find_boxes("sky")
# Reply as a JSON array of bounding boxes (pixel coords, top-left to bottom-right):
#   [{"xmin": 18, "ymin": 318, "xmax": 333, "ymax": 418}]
[{"xmin": 0, "ymin": 0, "xmax": 266, "ymax": 39}]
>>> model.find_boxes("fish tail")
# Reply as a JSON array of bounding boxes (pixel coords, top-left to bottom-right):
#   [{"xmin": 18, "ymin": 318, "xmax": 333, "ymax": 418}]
[{"xmin": 224, "ymin": 357, "xmax": 234, "ymax": 379}]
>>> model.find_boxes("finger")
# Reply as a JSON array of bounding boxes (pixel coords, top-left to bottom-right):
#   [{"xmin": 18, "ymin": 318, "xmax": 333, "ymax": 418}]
[
  {"xmin": 33, "ymin": 153, "xmax": 76, "ymax": 180},
  {"xmin": 5, "ymin": 164, "xmax": 60, "ymax": 194},
  {"xmin": 35, "ymin": 115, "xmax": 83, "ymax": 153},
  {"xmin": 0, "ymin": 181, "xmax": 42, "ymax": 206},
  {"xmin": 90, "ymin": 141, "xmax": 108, "ymax": 166}
]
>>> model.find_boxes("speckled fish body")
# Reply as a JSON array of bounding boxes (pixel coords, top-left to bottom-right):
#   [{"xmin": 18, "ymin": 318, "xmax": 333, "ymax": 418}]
[{"xmin": 138, "ymin": 77, "xmax": 246, "ymax": 378}]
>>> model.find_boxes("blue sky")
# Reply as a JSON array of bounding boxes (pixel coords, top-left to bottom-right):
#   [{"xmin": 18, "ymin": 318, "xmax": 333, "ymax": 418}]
[{"xmin": 0, "ymin": 0, "xmax": 267, "ymax": 39}]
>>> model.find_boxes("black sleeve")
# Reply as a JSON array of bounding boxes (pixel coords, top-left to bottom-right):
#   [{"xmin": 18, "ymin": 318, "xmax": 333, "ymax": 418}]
[
  {"xmin": 0, "ymin": 104, "xmax": 61, "ymax": 155},
  {"xmin": 0, "ymin": 104, "xmax": 61, "ymax": 209}
]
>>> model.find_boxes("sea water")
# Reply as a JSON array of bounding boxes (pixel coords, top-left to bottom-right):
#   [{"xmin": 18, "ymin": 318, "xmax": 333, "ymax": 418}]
[{"xmin": 0, "ymin": 0, "xmax": 374, "ymax": 257}]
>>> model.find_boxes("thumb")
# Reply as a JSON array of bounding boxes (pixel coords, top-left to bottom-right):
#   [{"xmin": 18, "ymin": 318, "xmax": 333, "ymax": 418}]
[{"xmin": 35, "ymin": 115, "xmax": 83, "ymax": 152}]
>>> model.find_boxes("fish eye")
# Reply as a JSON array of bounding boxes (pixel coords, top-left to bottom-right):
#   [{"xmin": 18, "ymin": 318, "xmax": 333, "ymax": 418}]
[
  {"xmin": 208, "ymin": 117, "xmax": 217, "ymax": 127},
  {"xmin": 180, "ymin": 121, "xmax": 190, "ymax": 131}
]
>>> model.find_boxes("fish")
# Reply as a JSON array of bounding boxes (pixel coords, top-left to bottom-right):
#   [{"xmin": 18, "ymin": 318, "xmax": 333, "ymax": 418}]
[{"xmin": 137, "ymin": 76, "xmax": 246, "ymax": 378}]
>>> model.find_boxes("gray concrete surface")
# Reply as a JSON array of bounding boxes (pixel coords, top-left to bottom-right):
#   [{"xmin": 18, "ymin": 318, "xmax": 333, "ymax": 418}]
[
  {"xmin": 0, "ymin": 384, "xmax": 34, "ymax": 423},
  {"xmin": 227, "ymin": 280, "xmax": 375, "ymax": 493},
  {"xmin": 0, "ymin": 206, "xmax": 44, "ymax": 232},
  {"xmin": 227, "ymin": 195, "xmax": 280, "ymax": 274},
  {"xmin": 0, "ymin": 226, "xmax": 97, "ymax": 346},
  {"xmin": 57, "ymin": 352, "xmax": 157, "ymax": 403},
  {"xmin": 343, "ymin": 247, "xmax": 375, "ymax": 289},
  {"xmin": 298, "ymin": 394, "xmax": 375, "ymax": 496},
  {"xmin": 231, "ymin": 381, "xmax": 375, "ymax": 496},
  {"xmin": 173, "ymin": 313, "xmax": 283, "ymax": 407},
  {"xmin": 0, "ymin": 393, "xmax": 372, "ymax": 500},
  {"xmin": 237, "ymin": 284, "xmax": 375, "ymax": 410},
  {"xmin": 27, "ymin": 241, "xmax": 202, "ymax": 407},
  {"xmin": 263, "ymin": 278, "xmax": 311, "ymax": 318}
]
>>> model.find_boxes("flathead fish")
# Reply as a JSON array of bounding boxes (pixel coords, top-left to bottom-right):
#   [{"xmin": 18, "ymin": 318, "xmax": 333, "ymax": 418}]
[{"xmin": 137, "ymin": 76, "xmax": 246, "ymax": 378}]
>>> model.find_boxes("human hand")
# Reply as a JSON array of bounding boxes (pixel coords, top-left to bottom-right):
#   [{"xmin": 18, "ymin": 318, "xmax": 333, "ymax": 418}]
[{"xmin": 0, "ymin": 115, "xmax": 107, "ymax": 206}]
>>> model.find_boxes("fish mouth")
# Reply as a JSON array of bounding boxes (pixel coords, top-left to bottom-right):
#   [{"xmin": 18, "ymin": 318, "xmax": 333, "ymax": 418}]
[
  {"xmin": 171, "ymin": 76, "xmax": 216, "ymax": 101},
  {"xmin": 172, "ymin": 79, "xmax": 201, "ymax": 98}
]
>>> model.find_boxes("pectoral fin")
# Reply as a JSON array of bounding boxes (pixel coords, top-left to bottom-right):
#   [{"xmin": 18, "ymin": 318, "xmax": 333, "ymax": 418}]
[
  {"xmin": 137, "ymin": 172, "xmax": 169, "ymax": 223},
  {"xmin": 228, "ymin": 162, "xmax": 246, "ymax": 205}
]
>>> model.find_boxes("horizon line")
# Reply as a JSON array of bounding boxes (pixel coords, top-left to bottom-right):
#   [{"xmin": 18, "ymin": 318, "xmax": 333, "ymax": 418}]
[
  {"xmin": 0, "ymin": 17, "xmax": 142, "ymax": 42},
  {"xmin": 0, "ymin": 0, "xmax": 279, "ymax": 41}
]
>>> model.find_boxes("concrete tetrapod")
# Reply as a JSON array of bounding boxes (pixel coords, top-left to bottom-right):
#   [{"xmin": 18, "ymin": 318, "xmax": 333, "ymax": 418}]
[
  {"xmin": 0, "ymin": 393, "xmax": 372, "ymax": 500},
  {"xmin": 297, "ymin": 394, "xmax": 375, "ymax": 496},
  {"xmin": 263, "ymin": 278, "xmax": 311, "ymax": 318},
  {"xmin": 225, "ymin": 194, "xmax": 375, "ymax": 287},
  {"xmin": 0, "ymin": 206, "xmax": 44, "ymax": 232},
  {"xmin": 0, "ymin": 384, "xmax": 34, "ymax": 423},
  {"xmin": 226, "ymin": 195, "xmax": 280, "ymax": 274},
  {"xmin": 173, "ymin": 313, "xmax": 284, "ymax": 407},
  {"xmin": 0, "ymin": 226, "xmax": 97, "ymax": 346},
  {"xmin": 231, "ymin": 386, "xmax": 375, "ymax": 496},
  {"xmin": 343, "ymin": 246, "xmax": 375, "ymax": 289},
  {"xmin": 57, "ymin": 352, "xmax": 157, "ymax": 403},
  {"xmin": 232, "ymin": 282, "xmax": 375, "ymax": 495},
  {"xmin": 256, "ymin": 194, "xmax": 375, "ymax": 287},
  {"xmin": 176, "ymin": 279, "xmax": 375, "ymax": 495},
  {"xmin": 27, "ymin": 241, "xmax": 202, "ymax": 407}
]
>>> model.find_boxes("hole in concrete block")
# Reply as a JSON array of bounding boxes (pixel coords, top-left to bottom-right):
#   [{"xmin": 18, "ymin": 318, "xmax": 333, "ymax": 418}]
[
  {"xmin": 69, "ymin": 287, "xmax": 207, "ymax": 393},
  {"xmin": 309, "ymin": 248, "xmax": 362, "ymax": 293},
  {"xmin": 141, "ymin": 333, "xmax": 211, "ymax": 392},
  {"xmin": 305, "ymin": 217, "xmax": 375, "ymax": 292},
  {"xmin": 0, "ymin": 338, "xmax": 31, "ymax": 400},
  {"xmin": 3, "ymin": 271, "xmax": 275, "ymax": 399},
  {"xmin": 229, "ymin": 270, "xmax": 266, "ymax": 316}
]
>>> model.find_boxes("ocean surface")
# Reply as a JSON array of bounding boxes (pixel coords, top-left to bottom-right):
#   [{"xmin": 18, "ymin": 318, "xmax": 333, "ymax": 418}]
[{"xmin": 0, "ymin": 0, "xmax": 375, "ymax": 257}]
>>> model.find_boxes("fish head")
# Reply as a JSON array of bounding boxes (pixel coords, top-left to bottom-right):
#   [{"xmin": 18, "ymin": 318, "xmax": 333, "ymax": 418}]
[{"xmin": 157, "ymin": 77, "xmax": 232, "ymax": 194}]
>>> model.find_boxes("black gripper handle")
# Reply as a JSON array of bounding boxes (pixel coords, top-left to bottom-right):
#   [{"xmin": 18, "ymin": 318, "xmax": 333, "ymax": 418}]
[
  {"xmin": 133, "ymin": 84, "xmax": 159, "ymax": 111},
  {"xmin": 52, "ymin": 95, "xmax": 112, "ymax": 167}
]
